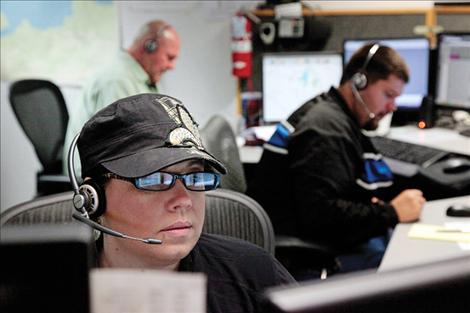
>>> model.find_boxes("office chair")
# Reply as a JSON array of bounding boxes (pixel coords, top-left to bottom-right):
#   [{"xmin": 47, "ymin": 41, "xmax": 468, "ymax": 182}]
[
  {"xmin": 207, "ymin": 181, "xmax": 340, "ymax": 278},
  {"xmin": 204, "ymin": 188, "xmax": 275, "ymax": 254},
  {"xmin": 9, "ymin": 79, "xmax": 72, "ymax": 196},
  {"xmin": 200, "ymin": 115, "xmax": 247, "ymax": 193},
  {"xmin": 1, "ymin": 189, "xmax": 275, "ymax": 254},
  {"xmin": 0, "ymin": 192, "xmax": 74, "ymax": 227}
]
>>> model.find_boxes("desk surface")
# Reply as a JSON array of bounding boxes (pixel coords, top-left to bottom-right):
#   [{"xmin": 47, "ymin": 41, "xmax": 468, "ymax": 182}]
[
  {"xmin": 239, "ymin": 125, "xmax": 470, "ymax": 164},
  {"xmin": 387, "ymin": 125, "xmax": 470, "ymax": 156},
  {"xmin": 378, "ymin": 195, "xmax": 470, "ymax": 272}
]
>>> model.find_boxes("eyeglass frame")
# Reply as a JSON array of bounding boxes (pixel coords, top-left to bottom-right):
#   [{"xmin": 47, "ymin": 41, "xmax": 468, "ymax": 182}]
[{"xmin": 103, "ymin": 171, "xmax": 221, "ymax": 192}]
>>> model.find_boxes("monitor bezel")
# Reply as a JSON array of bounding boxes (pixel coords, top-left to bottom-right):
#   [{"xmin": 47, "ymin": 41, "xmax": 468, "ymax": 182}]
[
  {"xmin": 0, "ymin": 224, "xmax": 94, "ymax": 313},
  {"xmin": 433, "ymin": 31, "xmax": 470, "ymax": 112},
  {"xmin": 266, "ymin": 255, "xmax": 470, "ymax": 313}
]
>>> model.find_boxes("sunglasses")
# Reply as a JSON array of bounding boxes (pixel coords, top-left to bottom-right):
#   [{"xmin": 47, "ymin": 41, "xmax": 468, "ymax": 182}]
[{"xmin": 104, "ymin": 171, "xmax": 221, "ymax": 192}]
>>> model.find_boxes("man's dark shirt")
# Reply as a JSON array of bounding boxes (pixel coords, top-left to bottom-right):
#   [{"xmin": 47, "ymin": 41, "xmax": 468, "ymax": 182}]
[{"xmin": 247, "ymin": 87, "xmax": 398, "ymax": 249}]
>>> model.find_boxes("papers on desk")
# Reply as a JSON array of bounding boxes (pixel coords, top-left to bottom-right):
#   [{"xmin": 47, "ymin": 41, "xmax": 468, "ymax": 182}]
[
  {"xmin": 242, "ymin": 125, "xmax": 276, "ymax": 143},
  {"xmin": 408, "ymin": 222, "xmax": 470, "ymax": 247},
  {"xmin": 91, "ymin": 269, "xmax": 206, "ymax": 313}
]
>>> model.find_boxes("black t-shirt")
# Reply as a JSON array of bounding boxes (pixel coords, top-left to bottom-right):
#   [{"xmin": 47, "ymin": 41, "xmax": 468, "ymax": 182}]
[{"xmin": 178, "ymin": 233, "xmax": 296, "ymax": 313}]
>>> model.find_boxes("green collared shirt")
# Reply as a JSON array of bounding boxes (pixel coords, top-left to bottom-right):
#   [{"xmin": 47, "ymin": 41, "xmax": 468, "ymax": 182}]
[{"xmin": 63, "ymin": 50, "xmax": 158, "ymax": 175}]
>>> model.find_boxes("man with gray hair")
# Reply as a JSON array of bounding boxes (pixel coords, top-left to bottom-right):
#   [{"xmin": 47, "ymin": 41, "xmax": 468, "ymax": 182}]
[{"xmin": 64, "ymin": 20, "xmax": 180, "ymax": 175}]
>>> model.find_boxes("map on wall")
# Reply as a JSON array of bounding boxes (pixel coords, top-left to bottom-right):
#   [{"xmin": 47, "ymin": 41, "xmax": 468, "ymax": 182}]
[{"xmin": 0, "ymin": 0, "xmax": 118, "ymax": 86}]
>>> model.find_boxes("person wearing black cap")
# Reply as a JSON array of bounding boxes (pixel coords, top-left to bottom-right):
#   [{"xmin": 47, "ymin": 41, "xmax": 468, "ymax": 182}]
[{"xmin": 72, "ymin": 93, "xmax": 295, "ymax": 312}]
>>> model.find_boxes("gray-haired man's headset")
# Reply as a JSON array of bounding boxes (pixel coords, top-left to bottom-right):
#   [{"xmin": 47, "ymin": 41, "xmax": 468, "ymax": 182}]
[
  {"xmin": 143, "ymin": 24, "xmax": 171, "ymax": 54},
  {"xmin": 350, "ymin": 43, "xmax": 381, "ymax": 120},
  {"xmin": 68, "ymin": 133, "xmax": 162, "ymax": 244}
]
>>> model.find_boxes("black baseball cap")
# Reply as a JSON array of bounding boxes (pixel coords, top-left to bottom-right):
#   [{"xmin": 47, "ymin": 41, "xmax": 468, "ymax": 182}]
[{"xmin": 77, "ymin": 93, "xmax": 227, "ymax": 179}]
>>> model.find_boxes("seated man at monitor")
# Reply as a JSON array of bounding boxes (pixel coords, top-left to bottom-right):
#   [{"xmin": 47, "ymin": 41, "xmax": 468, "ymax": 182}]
[
  {"xmin": 247, "ymin": 43, "xmax": 425, "ymax": 272},
  {"xmin": 71, "ymin": 93, "xmax": 295, "ymax": 312}
]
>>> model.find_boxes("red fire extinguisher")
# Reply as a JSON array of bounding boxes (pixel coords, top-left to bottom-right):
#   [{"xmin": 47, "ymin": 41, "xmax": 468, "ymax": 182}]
[{"xmin": 231, "ymin": 13, "xmax": 252, "ymax": 78}]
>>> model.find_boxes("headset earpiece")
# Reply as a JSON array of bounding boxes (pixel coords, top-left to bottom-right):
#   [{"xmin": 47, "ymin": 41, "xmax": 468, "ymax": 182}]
[
  {"xmin": 68, "ymin": 133, "xmax": 106, "ymax": 218},
  {"xmin": 352, "ymin": 72, "xmax": 368, "ymax": 90},
  {"xmin": 144, "ymin": 39, "xmax": 158, "ymax": 53},
  {"xmin": 143, "ymin": 23, "xmax": 171, "ymax": 54},
  {"xmin": 77, "ymin": 180, "xmax": 106, "ymax": 218},
  {"xmin": 351, "ymin": 43, "xmax": 380, "ymax": 91}
]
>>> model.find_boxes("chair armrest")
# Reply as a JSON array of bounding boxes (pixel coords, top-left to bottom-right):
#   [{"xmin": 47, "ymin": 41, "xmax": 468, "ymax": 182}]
[{"xmin": 275, "ymin": 235, "xmax": 341, "ymax": 280}]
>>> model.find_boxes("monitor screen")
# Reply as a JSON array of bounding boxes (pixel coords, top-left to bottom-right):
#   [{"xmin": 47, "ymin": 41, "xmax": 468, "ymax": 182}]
[
  {"xmin": 0, "ymin": 224, "xmax": 93, "ymax": 313},
  {"xmin": 343, "ymin": 37, "xmax": 430, "ymax": 110},
  {"xmin": 262, "ymin": 52, "xmax": 343, "ymax": 123},
  {"xmin": 435, "ymin": 32, "xmax": 470, "ymax": 110},
  {"xmin": 266, "ymin": 256, "xmax": 470, "ymax": 313}
]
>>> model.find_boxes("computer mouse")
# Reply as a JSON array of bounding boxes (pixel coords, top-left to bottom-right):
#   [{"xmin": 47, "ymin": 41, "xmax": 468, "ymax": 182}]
[
  {"xmin": 442, "ymin": 158, "xmax": 470, "ymax": 174},
  {"xmin": 446, "ymin": 203, "xmax": 470, "ymax": 217}
]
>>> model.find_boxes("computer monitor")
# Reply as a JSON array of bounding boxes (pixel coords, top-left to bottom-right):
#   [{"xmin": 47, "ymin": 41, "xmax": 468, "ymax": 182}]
[
  {"xmin": 435, "ymin": 32, "xmax": 470, "ymax": 111},
  {"xmin": 266, "ymin": 256, "xmax": 470, "ymax": 313},
  {"xmin": 0, "ymin": 224, "xmax": 94, "ymax": 313},
  {"xmin": 343, "ymin": 37, "xmax": 430, "ymax": 111},
  {"xmin": 262, "ymin": 52, "xmax": 343, "ymax": 123}
]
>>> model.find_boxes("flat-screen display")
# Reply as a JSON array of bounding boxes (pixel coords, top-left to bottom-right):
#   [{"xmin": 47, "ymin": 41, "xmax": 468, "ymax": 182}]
[
  {"xmin": 0, "ymin": 224, "xmax": 93, "ymax": 313},
  {"xmin": 435, "ymin": 32, "xmax": 470, "ymax": 110},
  {"xmin": 266, "ymin": 256, "xmax": 470, "ymax": 313},
  {"xmin": 262, "ymin": 52, "xmax": 343, "ymax": 123},
  {"xmin": 343, "ymin": 37, "xmax": 430, "ymax": 110}
]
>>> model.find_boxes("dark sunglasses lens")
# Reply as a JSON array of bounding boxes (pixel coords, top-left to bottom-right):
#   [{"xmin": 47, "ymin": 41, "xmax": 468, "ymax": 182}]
[
  {"xmin": 135, "ymin": 172, "xmax": 174, "ymax": 191},
  {"xmin": 184, "ymin": 172, "xmax": 220, "ymax": 191}
]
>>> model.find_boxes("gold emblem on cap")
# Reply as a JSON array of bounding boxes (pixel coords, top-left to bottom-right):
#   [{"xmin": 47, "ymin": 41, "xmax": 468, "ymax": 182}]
[
  {"xmin": 168, "ymin": 127, "xmax": 202, "ymax": 148},
  {"xmin": 158, "ymin": 96, "xmax": 204, "ymax": 148}
]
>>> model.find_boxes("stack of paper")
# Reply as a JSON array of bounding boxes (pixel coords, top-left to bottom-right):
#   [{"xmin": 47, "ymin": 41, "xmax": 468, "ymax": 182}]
[
  {"xmin": 91, "ymin": 269, "xmax": 206, "ymax": 313},
  {"xmin": 408, "ymin": 223, "xmax": 470, "ymax": 243}
]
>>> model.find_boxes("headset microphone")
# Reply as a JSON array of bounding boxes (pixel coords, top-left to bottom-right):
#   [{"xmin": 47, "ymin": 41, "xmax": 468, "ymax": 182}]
[
  {"xmin": 68, "ymin": 133, "xmax": 162, "ymax": 245},
  {"xmin": 72, "ymin": 212, "xmax": 162, "ymax": 244},
  {"xmin": 351, "ymin": 82, "xmax": 376, "ymax": 120}
]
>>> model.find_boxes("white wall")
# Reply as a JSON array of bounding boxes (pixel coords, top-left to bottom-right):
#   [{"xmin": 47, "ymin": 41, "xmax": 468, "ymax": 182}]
[{"xmin": 118, "ymin": 1, "xmax": 239, "ymax": 127}]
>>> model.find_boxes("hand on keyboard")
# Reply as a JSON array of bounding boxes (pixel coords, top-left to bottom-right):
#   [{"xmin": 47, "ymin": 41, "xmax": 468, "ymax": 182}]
[{"xmin": 391, "ymin": 189, "xmax": 426, "ymax": 223}]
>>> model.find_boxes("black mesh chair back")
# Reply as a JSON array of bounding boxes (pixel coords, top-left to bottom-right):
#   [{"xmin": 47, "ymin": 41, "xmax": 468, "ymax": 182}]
[
  {"xmin": 204, "ymin": 188, "xmax": 275, "ymax": 254},
  {"xmin": 200, "ymin": 115, "xmax": 247, "ymax": 193},
  {"xmin": 0, "ymin": 192, "xmax": 75, "ymax": 227},
  {"xmin": 1, "ymin": 189, "xmax": 275, "ymax": 255},
  {"xmin": 9, "ymin": 79, "xmax": 72, "ymax": 195},
  {"xmin": 9, "ymin": 79, "xmax": 69, "ymax": 174}
]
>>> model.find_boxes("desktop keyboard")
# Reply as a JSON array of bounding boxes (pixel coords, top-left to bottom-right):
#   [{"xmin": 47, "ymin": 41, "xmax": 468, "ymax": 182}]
[{"xmin": 370, "ymin": 137, "xmax": 449, "ymax": 167}]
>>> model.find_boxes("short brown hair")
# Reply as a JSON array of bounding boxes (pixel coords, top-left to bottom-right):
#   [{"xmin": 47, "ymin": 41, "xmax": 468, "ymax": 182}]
[{"xmin": 340, "ymin": 43, "xmax": 409, "ymax": 85}]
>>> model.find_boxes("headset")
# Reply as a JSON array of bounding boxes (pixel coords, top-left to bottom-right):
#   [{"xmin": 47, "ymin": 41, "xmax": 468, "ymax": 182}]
[
  {"xmin": 351, "ymin": 43, "xmax": 381, "ymax": 120},
  {"xmin": 143, "ymin": 24, "xmax": 171, "ymax": 54},
  {"xmin": 68, "ymin": 133, "xmax": 162, "ymax": 244},
  {"xmin": 351, "ymin": 43, "xmax": 380, "ymax": 90}
]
